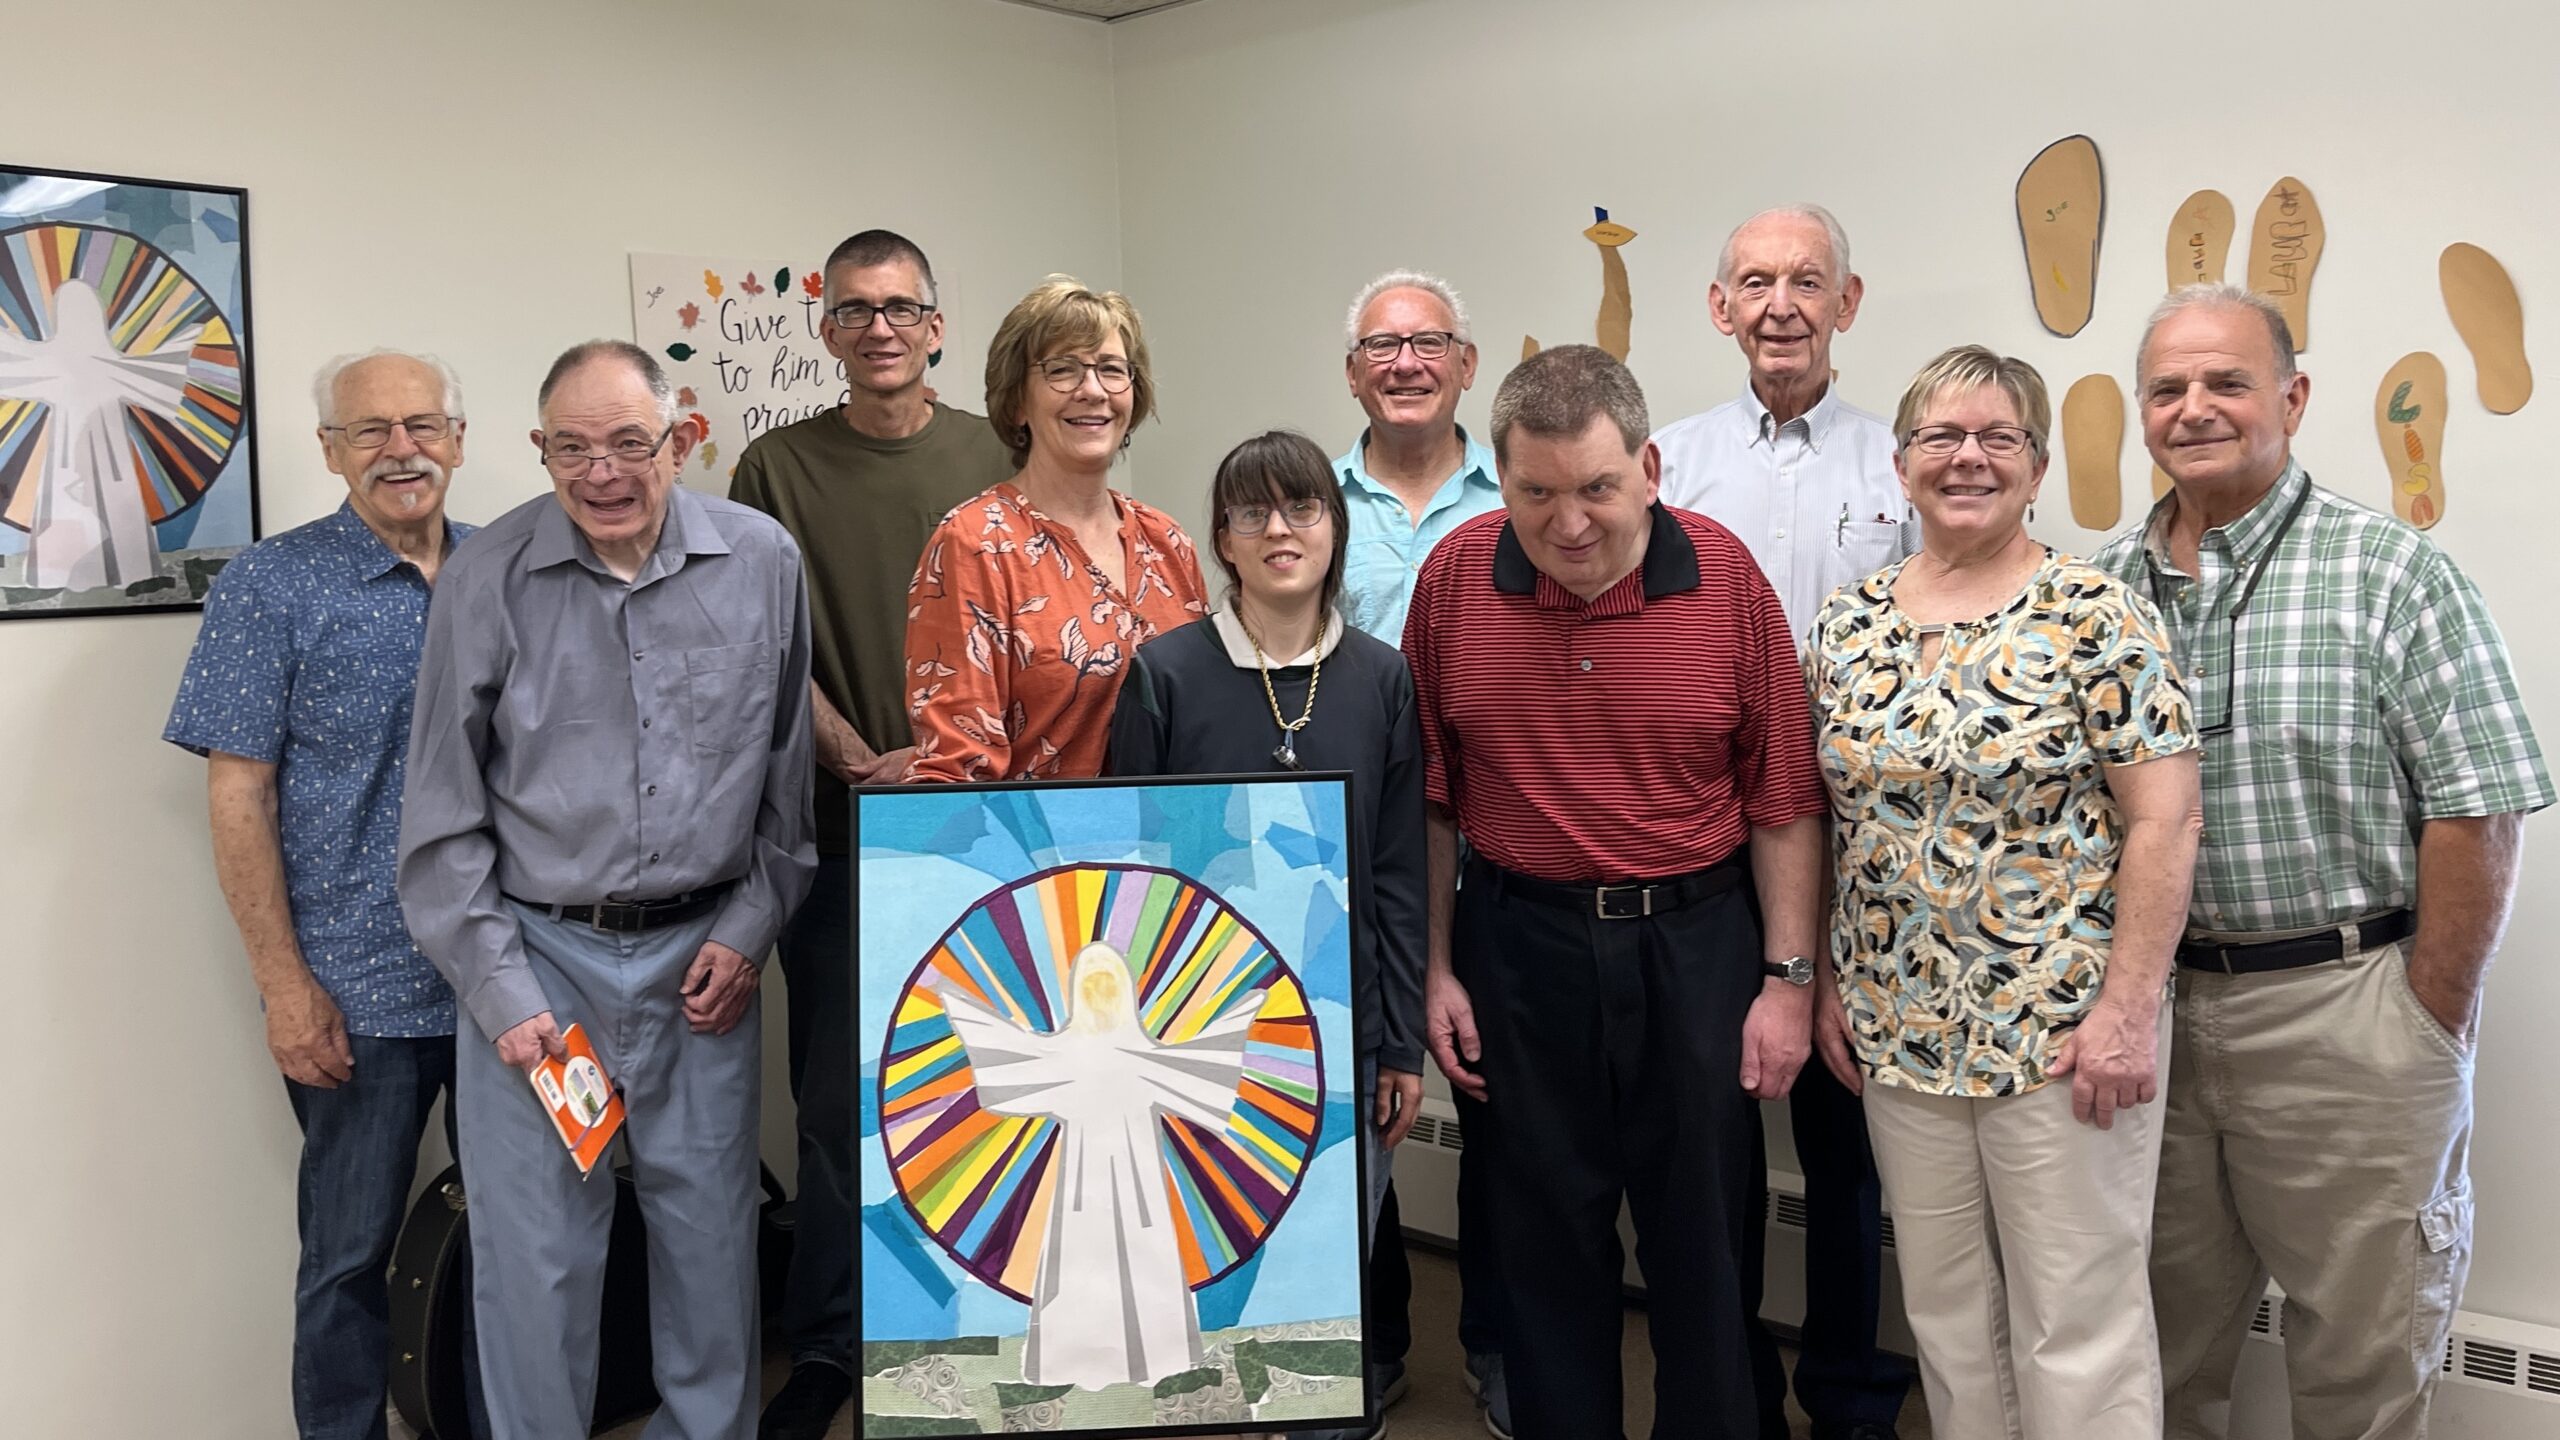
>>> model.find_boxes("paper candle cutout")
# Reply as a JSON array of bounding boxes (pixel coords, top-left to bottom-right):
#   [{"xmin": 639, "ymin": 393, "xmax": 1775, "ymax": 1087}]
[
  {"xmin": 2015, "ymin": 136, "xmax": 2105, "ymax": 337},
  {"xmin": 2061, "ymin": 374, "xmax": 2125, "ymax": 531},
  {"xmin": 2247, "ymin": 178, "xmax": 2325, "ymax": 351},
  {"xmin": 2166, "ymin": 190, "xmax": 2235, "ymax": 290},
  {"xmin": 1585, "ymin": 208, "xmax": 1636, "ymax": 362},
  {"xmin": 2376, "ymin": 352, "xmax": 2448, "ymax": 530},
  {"xmin": 2440, "ymin": 243, "xmax": 2532, "ymax": 414}
]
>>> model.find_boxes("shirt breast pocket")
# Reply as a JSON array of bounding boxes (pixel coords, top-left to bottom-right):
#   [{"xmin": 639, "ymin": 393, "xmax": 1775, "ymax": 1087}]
[
  {"xmin": 686, "ymin": 641, "xmax": 777, "ymax": 754},
  {"xmin": 1837, "ymin": 521, "xmax": 1904, "ymax": 579}
]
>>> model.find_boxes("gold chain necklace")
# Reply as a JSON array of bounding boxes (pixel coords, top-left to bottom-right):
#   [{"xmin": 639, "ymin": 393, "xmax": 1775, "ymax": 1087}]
[{"xmin": 1241, "ymin": 611, "xmax": 1323, "ymax": 770}]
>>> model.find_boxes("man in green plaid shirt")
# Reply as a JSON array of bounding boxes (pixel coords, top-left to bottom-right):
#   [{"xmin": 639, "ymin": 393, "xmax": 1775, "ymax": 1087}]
[{"xmin": 2091, "ymin": 284, "xmax": 2551, "ymax": 1440}]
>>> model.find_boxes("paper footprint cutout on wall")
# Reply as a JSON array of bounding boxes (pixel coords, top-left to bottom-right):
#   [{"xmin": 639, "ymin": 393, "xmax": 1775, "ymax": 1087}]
[
  {"xmin": 2440, "ymin": 243, "xmax": 2532, "ymax": 414},
  {"xmin": 2165, "ymin": 190, "xmax": 2234, "ymax": 290},
  {"xmin": 1585, "ymin": 209, "xmax": 1636, "ymax": 362},
  {"xmin": 2247, "ymin": 178, "xmax": 2324, "ymax": 351},
  {"xmin": 2376, "ymin": 352, "xmax": 2448, "ymax": 529},
  {"xmin": 2151, "ymin": 464, "xmax": 2174, "ymax": 501},
  {"xmin": 2061, "ymin": 375, "xmax": 2125, "ymax": 531},
  {"xmin": 2015, "ymin": 136, "xmax": 2104, "ymax": 337}
]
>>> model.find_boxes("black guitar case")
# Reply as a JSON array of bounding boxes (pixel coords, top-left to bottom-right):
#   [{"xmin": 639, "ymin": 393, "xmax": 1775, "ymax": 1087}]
[{"xmin": 387, "ymin": 1162, "xmax": 794, "ymax": 1439}]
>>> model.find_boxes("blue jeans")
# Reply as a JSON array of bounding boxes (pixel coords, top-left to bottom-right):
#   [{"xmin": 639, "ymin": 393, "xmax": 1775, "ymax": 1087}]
[
  {"xmin": 773, "ymin": 851, "xmax": 856, "ymax": 1372},
  {"xmin": 285, "ymin": 1033, "xmax": 482, "ymax": 1440}
]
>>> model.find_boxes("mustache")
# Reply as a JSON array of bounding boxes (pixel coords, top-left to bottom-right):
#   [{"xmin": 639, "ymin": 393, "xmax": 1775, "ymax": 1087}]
[{"xmin": 363, "ymin": 453, "xmax": 446, "ymax": 487}]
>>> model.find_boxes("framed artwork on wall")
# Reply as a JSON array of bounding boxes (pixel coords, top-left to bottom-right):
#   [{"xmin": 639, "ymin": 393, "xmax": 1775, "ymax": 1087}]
[
  {"xmin": 0, "ymin": 162, "xmax": 258, "ymax": 620},
  {"xmin": 856, "ymin": 773, "xmax": 1372, "ymax": 1438}
]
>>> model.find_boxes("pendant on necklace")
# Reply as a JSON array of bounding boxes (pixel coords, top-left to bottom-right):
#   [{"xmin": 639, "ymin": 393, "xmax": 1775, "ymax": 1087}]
[{"xmin": 1272, "ymin": 737, "xmax": 1303, "ymax": 772}]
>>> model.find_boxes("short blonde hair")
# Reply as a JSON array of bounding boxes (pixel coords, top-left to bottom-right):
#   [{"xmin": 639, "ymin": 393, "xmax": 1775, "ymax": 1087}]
[
  {"xmin": 984, "ymin": 276, "xmax": 1156, "ymax": 468},
  {"xmin": 1891, "ymin": 345, "xmax": 2052, "ymax": 454}
]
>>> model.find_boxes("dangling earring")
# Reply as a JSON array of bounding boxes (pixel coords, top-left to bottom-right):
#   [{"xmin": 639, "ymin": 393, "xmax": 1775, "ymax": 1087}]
[{"xmin": 2029, "ymin": 503, "xmax": 2037, "ymax": 522}]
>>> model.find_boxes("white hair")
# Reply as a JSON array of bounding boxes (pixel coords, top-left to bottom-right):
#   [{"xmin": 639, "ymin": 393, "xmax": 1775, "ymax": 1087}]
[
  {"xmin": 1716, "ymin": 204, "xmax": 1853, "ymax": 287},
  {"xmin": 2138, "ymin": 283, "xmax": 2298, "ymax": 383},
  {"xmin": 311, "ymin": 349, "xmax": 466, "ymax": 424},
  {"xmin": 1344, "ymin": 270, "xmax": 1472, "ymax": 349}
]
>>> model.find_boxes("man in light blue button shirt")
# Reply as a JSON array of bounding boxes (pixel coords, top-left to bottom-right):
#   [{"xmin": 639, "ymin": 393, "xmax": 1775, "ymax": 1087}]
[
  {"xmin": 1335, "ymin": 270, "xmax": 1503, "ymax": 649},
  {"xmin": 1333, "ymin": 269, "xmax": 1511, "ymax": 1439},
  {"xmin": 1653, "ymin": 206, "xmax": 1915, "ymax": 1440}
]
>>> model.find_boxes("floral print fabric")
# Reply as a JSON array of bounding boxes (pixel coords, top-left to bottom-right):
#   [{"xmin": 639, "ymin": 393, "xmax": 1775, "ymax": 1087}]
[
  {"xmin": 1810, "ymin": 550, "xmax": 2197, "ymax": 1097},
  {"xmin": 904, "ymin": 482, "xmax": 1208, "ymax": 783}
]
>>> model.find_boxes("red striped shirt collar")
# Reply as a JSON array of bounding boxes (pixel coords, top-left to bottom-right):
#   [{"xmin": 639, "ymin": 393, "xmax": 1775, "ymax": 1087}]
[{"xmin": 1490, "ymin": 503, "xmax": 1702, "ymax": 613}]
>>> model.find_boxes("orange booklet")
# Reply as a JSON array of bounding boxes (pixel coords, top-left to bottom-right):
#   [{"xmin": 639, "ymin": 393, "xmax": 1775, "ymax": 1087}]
[{"xmin": 529, "ymin": 1023, "xmax": 626, "ymax": 1177}]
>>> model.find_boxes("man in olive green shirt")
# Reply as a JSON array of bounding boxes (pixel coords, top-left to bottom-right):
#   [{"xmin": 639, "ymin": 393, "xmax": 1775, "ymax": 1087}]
[{"xmin": 727, "ymin": 228, "xmax": 1013, "ymax": 1440}]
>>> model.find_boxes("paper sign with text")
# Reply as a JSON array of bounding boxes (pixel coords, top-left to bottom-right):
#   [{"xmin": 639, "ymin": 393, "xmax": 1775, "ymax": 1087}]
[{"xmin": 629, "ymin": 253, "xmax": 846, "ymax": 486}]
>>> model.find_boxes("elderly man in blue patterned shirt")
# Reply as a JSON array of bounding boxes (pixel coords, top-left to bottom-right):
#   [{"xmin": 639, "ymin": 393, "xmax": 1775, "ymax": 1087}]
[{"xmin": 166, "ymin": 349, "xmax": 480, "ymax": 1440}]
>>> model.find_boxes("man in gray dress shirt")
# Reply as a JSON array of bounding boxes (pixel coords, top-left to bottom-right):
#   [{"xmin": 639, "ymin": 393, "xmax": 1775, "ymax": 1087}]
[{"xmin": 398, "ymin": 339, "xmax": 816, "ymax": 1440}]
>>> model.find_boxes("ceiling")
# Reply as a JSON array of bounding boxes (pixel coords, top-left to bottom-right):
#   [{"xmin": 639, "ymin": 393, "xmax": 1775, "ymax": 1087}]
[{"xmin": 994, "ymin": 0, "xmax": 1206, "ymax": 20}]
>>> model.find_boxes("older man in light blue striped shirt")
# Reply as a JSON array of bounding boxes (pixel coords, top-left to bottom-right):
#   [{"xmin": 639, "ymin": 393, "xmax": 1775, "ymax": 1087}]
[{"xmin": 1652, "ymin": 205, "xmax": 1916, "ymax": 1440}]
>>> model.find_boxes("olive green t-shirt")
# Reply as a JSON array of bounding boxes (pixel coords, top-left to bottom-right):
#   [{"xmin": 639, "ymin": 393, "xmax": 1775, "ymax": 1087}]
[{"xmin": 729, "ymin": 401, "xmax": 1015, "ymax": 853}]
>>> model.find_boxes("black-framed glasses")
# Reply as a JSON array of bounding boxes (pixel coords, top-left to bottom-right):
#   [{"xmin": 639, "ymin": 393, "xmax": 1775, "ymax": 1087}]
[
  {"xmin": 825, "ymin": 300, "xmax": 934, "ymax": 330},
  {"xmin": 1355, "ymin": 330, "xmax": 1456, "ymax": 364},
  {"xmin": 541, "ymin": 423, "xmax": 677, "ymax": 479},
  {"xmin": 1904, "ymin": 424, "xmax": 2037, "ymax": 458},
  {"xmin": 2144, "ymin": 478, "xmax": 2312, "ymax": 738},
  {"xmin": 1224, "ymin": 498, "xmax": 1327, "ymax": 533},
  {"xmin": 1037, "ymin": 357, "xmax": 1135, "ymax": 394},
  {"xmin": 324, "ymin": 414, "xmax": 454, "ymax": 450}
]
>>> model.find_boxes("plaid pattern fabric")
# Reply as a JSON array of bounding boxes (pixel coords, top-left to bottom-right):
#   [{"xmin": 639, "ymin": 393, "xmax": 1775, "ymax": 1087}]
[{"xmin": 2090, "ymin": 461, "xmax": 2552, "ymax": 932}]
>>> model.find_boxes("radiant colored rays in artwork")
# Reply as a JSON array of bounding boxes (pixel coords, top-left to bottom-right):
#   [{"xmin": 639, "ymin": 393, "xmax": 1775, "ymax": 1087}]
[
  {"xmin": 878, "ymin": 864, "xmax": 1323, "ymax": 1301},
  {"xmin": 0, "ymin": 223, "xmax": 246, "ymax": 531}
]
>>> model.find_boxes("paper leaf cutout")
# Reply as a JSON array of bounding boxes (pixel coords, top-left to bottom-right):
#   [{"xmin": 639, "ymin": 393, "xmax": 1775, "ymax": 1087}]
[
  {"xmin": 665, "ymin": 343, "xmax": 695, "ymax": 362},
  {"xmin": 677, "ymin": 302, "xmax": 700, "ymax": 330},
  {"xmin": 802, "ymin": 272, "xmax": 825, "ymax": 299},
  {"xmin": 702, "ymin": 270, "xmax": 724, "ymax": 299},
  {"xmin": 739, "ymin": 272, "xmax": 766, "ymax": 296}
]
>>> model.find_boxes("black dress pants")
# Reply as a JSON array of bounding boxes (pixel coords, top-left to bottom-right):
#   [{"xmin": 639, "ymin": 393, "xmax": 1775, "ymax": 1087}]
[{"xmin": 1461, "ymin": 858, "xmax": 1770, "ymax": 1440}]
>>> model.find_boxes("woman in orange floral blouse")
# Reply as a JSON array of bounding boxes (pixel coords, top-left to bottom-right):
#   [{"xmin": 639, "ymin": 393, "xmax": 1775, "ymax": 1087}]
[{"xmin": 901, "ymin": 277, "xmax": 1208, "ymax": 782}]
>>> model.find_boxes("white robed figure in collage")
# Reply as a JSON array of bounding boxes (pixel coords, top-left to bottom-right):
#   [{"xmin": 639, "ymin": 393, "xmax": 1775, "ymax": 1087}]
[{"xmin": 936, "ymin": 941, "xmax": 1266, "ymax": 1389}]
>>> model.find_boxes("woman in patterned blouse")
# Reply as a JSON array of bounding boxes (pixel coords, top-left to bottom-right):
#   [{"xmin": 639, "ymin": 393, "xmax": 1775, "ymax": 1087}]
[
  {"xmin": 901, "ymin": 277, "xmax": 1207, "ymax": 782},
  {"xmin": 1806, "ymin": 346, "xmax": 2202, "ymax": 1440}
]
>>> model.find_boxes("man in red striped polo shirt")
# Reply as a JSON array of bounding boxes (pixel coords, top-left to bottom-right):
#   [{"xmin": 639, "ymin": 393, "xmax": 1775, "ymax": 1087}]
[{"xmin": 1405, "ymin": 344, "xmax": 1827, "ymax": 1440}]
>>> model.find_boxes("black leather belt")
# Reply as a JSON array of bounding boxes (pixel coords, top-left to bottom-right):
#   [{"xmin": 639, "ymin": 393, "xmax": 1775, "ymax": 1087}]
[
  {"xmin": 504, "ymin": 880, "xmax": 732, "ymax": 934},
  {"xmin": 1481, "ymin": 853, "xmax": 1747, "ymax": 921},
  {"xmin": 2175, "ymin": 908, "xmax": 2414, "ymax": 975}
]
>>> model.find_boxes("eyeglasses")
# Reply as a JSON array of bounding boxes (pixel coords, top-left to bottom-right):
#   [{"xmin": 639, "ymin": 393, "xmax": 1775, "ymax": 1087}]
[
  {"xmin": 1904, "ymin": 425, "xmax": 2037, "ymax": 458},
  {"xmin": 2144, "ymin": 479, "xmax": 2312, "ymax": 738},
  {"xmin": 825, "ymin": 300, "xmax": 934, "ymax": 330},
  {"xmin": 324, "ymin": 414, "xmax": 455, "ymax": 450},
  {"xmin": 1224, "ymin": 498, "xmax": 1327, "ymax": 533},
  {"xmin": 1354, "ymin": 331, "xmax": 1457, "ymax": 364},
  {"xmin": 1037, "ymin": 357, "xmax": 1135, "ymax": 394},
  {"xmin": 541, "ymin": 423, "xmax": 677, "ymax": 479}
]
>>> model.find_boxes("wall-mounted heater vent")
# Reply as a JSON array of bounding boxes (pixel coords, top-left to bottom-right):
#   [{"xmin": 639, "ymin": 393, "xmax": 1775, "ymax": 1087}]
[{"xmin": 2244, "ymin": 1286, "xmax": 2560, "ymax": 1407}]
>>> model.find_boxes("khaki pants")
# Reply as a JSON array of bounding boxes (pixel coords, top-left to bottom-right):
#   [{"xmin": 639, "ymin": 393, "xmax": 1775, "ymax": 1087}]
[
  {"xmin": 2151, "ymin": 937, "xmax": 2474, "ymax": 1440},
  {"xmin": 1864, "ymin": 1018, "xmax": 2169, "ymax": 1440}
]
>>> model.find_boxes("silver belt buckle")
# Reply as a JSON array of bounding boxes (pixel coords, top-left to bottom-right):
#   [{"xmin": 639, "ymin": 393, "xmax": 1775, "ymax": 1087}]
[{"xmin": 1594, "ymin": 884, "xmax": 1652, "ymax": 920}]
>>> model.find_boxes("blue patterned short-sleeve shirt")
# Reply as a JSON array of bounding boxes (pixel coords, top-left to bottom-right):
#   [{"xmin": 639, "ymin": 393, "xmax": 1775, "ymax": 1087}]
[
  {"xmin": 1811, "ymin": 550, "xmax": 2197, "ymax": 1098},
  {"xmin": 165, "ymin": 502, "xmax": 474, "ymax": 1037}
]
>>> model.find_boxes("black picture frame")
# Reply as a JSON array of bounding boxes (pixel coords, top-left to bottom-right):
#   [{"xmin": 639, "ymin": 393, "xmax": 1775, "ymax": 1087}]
[
  {"xmin": 852, "ymin": 771, "xmax": 1374, "ymax": 1439},
  {"xmin": 0, "ymin": 160, "xmax": 259, "ymax": 620}
]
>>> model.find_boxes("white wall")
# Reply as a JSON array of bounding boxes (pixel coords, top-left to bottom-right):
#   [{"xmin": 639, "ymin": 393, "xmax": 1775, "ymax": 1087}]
[
  {"xmin": 0, "ymin": 2, "xmax": 1116, "ymax": 1435},
  {"xmin": 12, "ymin": 0, "xmax": 2560, "ymax": 1433},
  {"xmin": 1109, "ymin": 0, "xmax": 2560, "ymax": 1336}
]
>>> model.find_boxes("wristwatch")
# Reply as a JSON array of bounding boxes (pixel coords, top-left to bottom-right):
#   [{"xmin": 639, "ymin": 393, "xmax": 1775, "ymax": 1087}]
[{"xmin": 1763, "ymin": 955, "xmax": 1815, "ymax": 986}]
